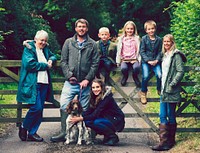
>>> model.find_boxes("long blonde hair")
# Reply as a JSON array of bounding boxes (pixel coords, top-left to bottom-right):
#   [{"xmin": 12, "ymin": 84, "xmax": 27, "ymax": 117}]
[
  {"xmin": 162, "ymin": 34, "xmax": 177, "ymax": 54},
  {"xmin": 122, "ymin": 21, "xmax": 138, "ymax": 36}
]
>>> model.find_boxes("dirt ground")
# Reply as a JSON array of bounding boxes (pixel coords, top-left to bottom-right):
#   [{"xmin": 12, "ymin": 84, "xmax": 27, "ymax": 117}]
[{"xmin": 0, "ymin": 79, "xmax": 168, "ymax": 153}]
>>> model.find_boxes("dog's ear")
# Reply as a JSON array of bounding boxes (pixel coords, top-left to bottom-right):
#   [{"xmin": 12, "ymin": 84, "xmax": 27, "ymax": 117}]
[
  {"xmin": 78, "ymin": 102, "xmax": 83, "ymax": 113},
  {"xmin": 66, "ymin": 102, "xmax": 72, "ymax": 114}
]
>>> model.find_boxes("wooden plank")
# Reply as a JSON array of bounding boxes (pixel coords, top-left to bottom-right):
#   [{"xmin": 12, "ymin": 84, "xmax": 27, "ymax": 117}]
[
  {"xmin": 0, "ymin": 60, "xmax": 21, "ymax": 67},
  {"xmin": 0, "ymin": 103, "xmax": 60, "ymax": 109},
  {"xmin": 0, "ymin": 90, "xmax": 62, "ymax": 95},
  {"xmin": 176, "ymin": 100, "xmax": 192, "ymax": 116},
  {"xmin": 191, "ymin": 101, "xmax": 200, "ymax": 112},
  {"xmin": 109, "ymin": 77, "xmax": 159, "ymax": 134},
  {"xmin": 0, "ymin": 77, "xmax": 16, "ymax": 83},
  {"xmin": 0, "ymin": 66, "xmax": 19, "ymax": 82}
]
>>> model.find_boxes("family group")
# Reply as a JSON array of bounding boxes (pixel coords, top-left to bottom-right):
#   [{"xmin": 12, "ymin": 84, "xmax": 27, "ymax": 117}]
[{"xmin": 16, "ymin": 18, "xmax": 186, "ymax": 151}]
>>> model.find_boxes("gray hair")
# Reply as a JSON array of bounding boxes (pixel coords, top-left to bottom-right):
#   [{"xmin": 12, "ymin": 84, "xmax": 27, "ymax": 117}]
[{"xmin": 34, "ymin": 30, "xmax": 49, "ymax": 40}]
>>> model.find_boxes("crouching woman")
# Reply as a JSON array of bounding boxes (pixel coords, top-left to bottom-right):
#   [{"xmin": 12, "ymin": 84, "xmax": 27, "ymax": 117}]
[
  {"xmin": 152, "ymin": 34, "xmax": 187, "ymax": 151},
  {"xmin": 70, "ymin": 79, "xmax": 125, "ymax": 146}
]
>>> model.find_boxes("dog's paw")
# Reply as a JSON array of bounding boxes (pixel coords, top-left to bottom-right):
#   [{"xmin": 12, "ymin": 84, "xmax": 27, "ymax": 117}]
[
  {"xmin": 86, "ymin": 140, "xmax": 93, "ymax": 145},
  {"xmin": 64, "ymin": 140, "xmax": 70, "ymax": 145}
]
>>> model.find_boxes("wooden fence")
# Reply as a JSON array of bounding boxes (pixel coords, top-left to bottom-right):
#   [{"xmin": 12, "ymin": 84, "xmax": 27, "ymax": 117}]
[{"xmin": 0, "ymin": 60, "xmax": 199, "ymax": 134}]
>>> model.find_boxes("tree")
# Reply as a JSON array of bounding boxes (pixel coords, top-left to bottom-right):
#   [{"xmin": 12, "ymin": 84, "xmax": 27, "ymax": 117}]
[
  {"xmin": 170, "ymin": 0, "xmax": 200, "ymax": 100},
  {"xmin": 0, "ymin": 0, "xmax": 60, "ymax": 59}
]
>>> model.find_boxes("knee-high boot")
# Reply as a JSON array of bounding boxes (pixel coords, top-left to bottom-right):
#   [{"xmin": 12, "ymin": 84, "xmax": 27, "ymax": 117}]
[
  {"xmin": 50, "ymin": 110, "xmax": 68, "ymax": 142},
  {"xmin": 168, "ymin": 123, "xmax": 177, "ymax": 148},
  {"xmin": 151, "ymin": 124, "xmax": 171, "ymax": 151}
]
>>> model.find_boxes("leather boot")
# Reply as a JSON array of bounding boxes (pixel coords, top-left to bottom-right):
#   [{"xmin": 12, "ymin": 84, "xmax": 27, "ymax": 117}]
[
  {"xmin": 168, "ymin": 123, "xmax": 177, "ymax": 148},
  {"xmin": 151, "ymin": 124, "xmax": 171, "ymax": 151},
  {"xmin": 121, "ymin": 70, "xmax": 128, "ymax": 86},
  {"xmin": 132, "ymin": 73, "xmax": 141, "ymax": 88},
  {"xmin": 140, "ymin": 91, "xmax": 147, "ymax": 104},
  {"xmin": 104, "ymin": 73, "xmax": 110, "ymax": 85},
  {"xmin": 50, "ymin": 110, "xmax": 68, "ymax": 142},
  {"xmin": 104, "ymin": 133, "xmax": 119, "ymax": 146}
]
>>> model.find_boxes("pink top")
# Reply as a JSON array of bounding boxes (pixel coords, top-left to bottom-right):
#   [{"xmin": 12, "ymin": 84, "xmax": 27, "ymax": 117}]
[{"xmin": 121, "ymin": 36, "xmax": 138, "ymax": 59}]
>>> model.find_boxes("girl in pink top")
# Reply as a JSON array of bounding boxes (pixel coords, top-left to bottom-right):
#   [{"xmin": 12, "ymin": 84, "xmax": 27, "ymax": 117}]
[{"xmin": 116, "ymin": 21, "xmax": 141, "ymax": 87}]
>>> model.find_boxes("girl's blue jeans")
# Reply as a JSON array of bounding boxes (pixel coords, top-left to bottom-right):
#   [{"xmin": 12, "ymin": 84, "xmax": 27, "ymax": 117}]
[
  {"xmin": 85, "ymin": 118, "xmax": 116, "ymax": 136},
  {"xmin": 141, "ymin": 62, "xmax": 161, "ymax": 92},
  {"xmin": 159, "ymin": 97, "xmax": 177, "ymax": 124}
]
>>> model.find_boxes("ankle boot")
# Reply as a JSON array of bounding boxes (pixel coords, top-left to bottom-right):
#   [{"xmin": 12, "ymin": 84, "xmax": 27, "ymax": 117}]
[
  {"xmin": 140, "ymin": 91, "xmax": 147, "ymax": 104},
  {"xmin": 104, "ymin": 133, "xmax": 119, "ymax": 146},
  {"xmin": 132, "ymin": 73, "xmax": 141, "ymax": 88},
  {"xmin": 168, "ymin": 123, "xmax": 177, "ymax": 148},
  {"xmin": 50, "ymin": 110, "xmax": 68, "ymax": 142},
  {"xmin": 151, "ymin": 124, "xmax": 171, "ymax": 151},
  {"xmin": 121, "ymin": 71, "xmax": 128, "ymax": 86}
]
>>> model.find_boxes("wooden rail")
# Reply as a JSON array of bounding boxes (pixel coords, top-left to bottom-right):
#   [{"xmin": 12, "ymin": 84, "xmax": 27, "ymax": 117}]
[{"xmin": 0, "ymin": 60, "xmax": 200, "ymax": 133}]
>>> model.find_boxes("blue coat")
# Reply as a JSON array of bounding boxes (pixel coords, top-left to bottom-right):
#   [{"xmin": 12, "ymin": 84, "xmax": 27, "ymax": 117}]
[{"xmin": 17, "ymin": 42, "xmax": 56, "ymax": 104}]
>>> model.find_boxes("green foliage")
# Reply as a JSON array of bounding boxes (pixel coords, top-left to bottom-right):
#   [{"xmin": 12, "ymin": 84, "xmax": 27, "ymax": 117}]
[
  {"xmin": 0, "ymin": 0, "xmax": 60, "ymax": 59},
  {"xmin": 170, "ymin": 0, "xmax": 200, "ymax": 101}
]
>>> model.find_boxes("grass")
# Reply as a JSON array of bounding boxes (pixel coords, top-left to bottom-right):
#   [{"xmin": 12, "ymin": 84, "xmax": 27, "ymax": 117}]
[
  {"xmin": 0, "ymin": 76, "xmax": 199, "ymax": 152},
  {"xmin": 145, "ymin": 86, "xmax": 200, "ymax": 153}
]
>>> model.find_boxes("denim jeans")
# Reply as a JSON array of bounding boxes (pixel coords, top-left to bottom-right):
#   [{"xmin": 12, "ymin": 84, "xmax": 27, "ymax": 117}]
[
  {"xmin": 60, "ymin": 81, "xmax": 90, "ymax": 111},
  {"xmin": 159, "ymin": 97, "xmax": 177, "ymax": 124},
  {"xmin": 98, "ymin": 58, "xmax": 114, "ymax": 73},
  {"xmin": 141, "ymin": 62, "xmax": 161, "ymax": 92},
  {"xmin": 85, "ymin": 118, "xmax": 116, "ymax": 136},
  {"xmin": 121, "ymin": 61, "xmax": 140, "ymax": 74},
  {"xmin": 23, "ymin": 83, "xmax": 48, "ymax": 135}
]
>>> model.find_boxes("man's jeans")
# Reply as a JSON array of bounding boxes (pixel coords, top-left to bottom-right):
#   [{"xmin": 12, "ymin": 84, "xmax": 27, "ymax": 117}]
[
  {"xmin": 159, "ymin": 98, "xmax": 177, "ymax": 124},
  {"xmin": 60, "ymin": 81, "xmax": 90, "ymax": 111},
  {"xmin": 141, "ymin": 62, "xmax": 161, "ymax": 92}
]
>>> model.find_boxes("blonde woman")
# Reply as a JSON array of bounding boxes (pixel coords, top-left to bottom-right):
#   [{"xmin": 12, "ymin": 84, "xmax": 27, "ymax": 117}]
[{"xmin": 152, "ymin": 34, "xmax": 187, "ymax": 151}]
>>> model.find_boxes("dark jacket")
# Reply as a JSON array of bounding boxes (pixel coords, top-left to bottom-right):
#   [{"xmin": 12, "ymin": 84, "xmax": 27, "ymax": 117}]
[
  {"xmin": 96, "ymin": 40, "xmax": 117, "ymax": 65},
  {"xmin": 83, "ymin": 87, "xmax": 125, "ymax": 132},
  {"xmin": 140, "ymin": 35, "xmax": 162, "ymax": 63},
  {"xmin": 17, "ymin": 41, "xmax": 56, "ymax": 104},
  {"xmin": 162, "ymin": 49, "xmax": 187, "ymax": 103},
  {"xmin": 61, "ymin": 34, "xmax": 99, "ymax": 82}
]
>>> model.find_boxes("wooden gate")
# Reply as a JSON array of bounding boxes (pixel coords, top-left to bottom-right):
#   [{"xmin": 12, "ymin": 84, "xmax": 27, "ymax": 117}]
[{"xmin": 0, "ymin": 60, "xmax": 200, "ymax": 133}]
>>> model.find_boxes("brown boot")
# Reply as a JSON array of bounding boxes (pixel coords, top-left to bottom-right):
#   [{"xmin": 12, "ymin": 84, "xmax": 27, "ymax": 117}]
[
  {"xmin": 168, "ymin": 123, "xmax": 177, "ymax": 148},
  {"xmin": 151, "ymin": 124, "xmax": 171, "ymax": 151},
  {"xmin": 140, "ymin": 91, "xmax": 147, "ymax": 104}
]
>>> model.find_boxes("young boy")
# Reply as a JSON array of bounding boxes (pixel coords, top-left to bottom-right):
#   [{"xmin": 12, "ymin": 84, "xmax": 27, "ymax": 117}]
[
  {"xmin": 96, "ymin": 27, "xmax": 117, "ymax": 85},
  {"xmin": 139, "ymin": 20, "xmax": 162, "ymax": 104}
]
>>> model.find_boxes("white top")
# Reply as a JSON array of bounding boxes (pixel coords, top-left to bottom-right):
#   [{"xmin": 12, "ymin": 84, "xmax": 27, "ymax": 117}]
[
  {"xmin": 36, "ymin": 48, "xmax": 49, "ymax": 84},
  {"xmin": 161, "ymin": 51, "xmax": 172, "ymax": 92}
]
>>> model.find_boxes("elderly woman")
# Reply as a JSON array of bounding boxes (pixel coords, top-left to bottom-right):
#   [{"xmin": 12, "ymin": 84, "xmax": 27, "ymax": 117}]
[
  {"xmin": 152, "ymin": 34, "xmax": 187, "ymax": 151},
  {"xmin": 17, "ymin": 30, "xmax": 57, "ymax": 142}
]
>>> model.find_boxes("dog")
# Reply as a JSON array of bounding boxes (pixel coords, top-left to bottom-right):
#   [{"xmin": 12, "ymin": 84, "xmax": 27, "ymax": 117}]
[{"xmin": 64, "ymin": 95, "xmax": 92, "ymax": 145}]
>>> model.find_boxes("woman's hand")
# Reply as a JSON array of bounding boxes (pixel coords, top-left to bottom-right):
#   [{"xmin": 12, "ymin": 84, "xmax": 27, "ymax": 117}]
[
  {"xmin": 47, "ymin": 60, "xmax": 53, "ymax": 68},
  {"xmin": 69, "ymin": 116, "xmax": 83, "ymax": 124}
]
